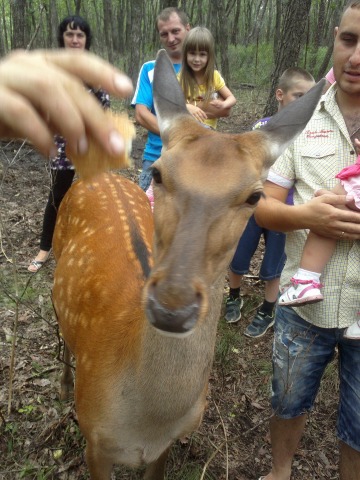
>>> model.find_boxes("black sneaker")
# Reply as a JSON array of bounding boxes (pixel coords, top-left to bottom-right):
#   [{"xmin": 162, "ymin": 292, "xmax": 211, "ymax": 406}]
[
  {"xmin": 244, "ymin": 309, "xmax": 274, "ymax": 338},
  {"xmin": 224, "ymin": 296, "xmax": 244, "ymax": 324}
]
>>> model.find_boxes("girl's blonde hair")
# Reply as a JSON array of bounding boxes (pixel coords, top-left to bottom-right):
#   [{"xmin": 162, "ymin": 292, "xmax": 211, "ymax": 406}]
[{"xmin": 179, "ymin": 26, "xmax": 216, "ymax": 104}]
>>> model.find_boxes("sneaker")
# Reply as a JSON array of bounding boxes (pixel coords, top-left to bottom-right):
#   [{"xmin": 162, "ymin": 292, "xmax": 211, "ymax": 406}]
[
  {"xmin": 278, "ymin": 278, "xmax": 324, "ymax": 306},
  {"xmin": 224, "ymin": 296, "xmax": 244, "ymax": 323},
  {"xmin": 244, "ymin": 309, "xmax": 274, "ymax": 338},
  {"xmin": 344, "ymin": 320, "xmax": 360, "ymax": 339}
]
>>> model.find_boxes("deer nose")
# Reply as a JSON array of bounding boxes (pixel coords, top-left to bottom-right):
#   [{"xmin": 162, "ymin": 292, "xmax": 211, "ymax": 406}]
[{"xmin": 145, "ymin": 286, "xmax": 201, "ymax": 335}]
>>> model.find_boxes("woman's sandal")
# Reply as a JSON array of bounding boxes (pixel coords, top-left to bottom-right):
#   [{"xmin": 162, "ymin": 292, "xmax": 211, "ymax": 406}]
[
  {"xmin": 28, "ymin": 251, "xmax": 51, "ymax": 273},
  {"xmin": 28, "ymin": 260, "xmax": 46, "ymax": 273}
]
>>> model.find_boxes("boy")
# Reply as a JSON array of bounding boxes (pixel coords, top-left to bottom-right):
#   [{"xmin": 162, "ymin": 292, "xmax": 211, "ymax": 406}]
[{"xmin": 224, "ymin": 68, "xmax": 315, "ymax": 339}]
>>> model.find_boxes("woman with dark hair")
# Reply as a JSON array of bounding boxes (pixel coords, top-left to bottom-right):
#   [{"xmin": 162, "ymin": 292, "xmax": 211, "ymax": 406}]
[
  {"xmin": 28, "ymin": 16, "xmax": 110, "ymax": 272},
  {"xmin": 57, "ymin": 15, "xmax": 92, "ymax": 49}
]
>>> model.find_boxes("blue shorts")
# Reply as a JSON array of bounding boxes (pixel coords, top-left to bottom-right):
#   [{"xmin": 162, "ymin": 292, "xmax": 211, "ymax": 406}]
[
  {"xmin": 230, "ymin": 215, "xmax": 286, "ymax": 280},
  {"xmin": 139, "ymin": 160, "xmax": 154, "ymax": 191},
  {"xmin": 272, "ymin": 306, "xmax": 360, "ymax": 451}
]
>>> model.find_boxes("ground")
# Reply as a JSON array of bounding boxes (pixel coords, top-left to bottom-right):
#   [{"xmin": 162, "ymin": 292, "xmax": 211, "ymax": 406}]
[{"xmin": 0, "ymin": 106, "xmax": 341, "ymax": 479}]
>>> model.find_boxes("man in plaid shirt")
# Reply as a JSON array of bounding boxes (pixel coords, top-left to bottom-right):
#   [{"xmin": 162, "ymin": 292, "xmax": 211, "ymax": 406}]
[{"xmin": 255, "ymin": 1, "xmax": 360, "ymax": 479}]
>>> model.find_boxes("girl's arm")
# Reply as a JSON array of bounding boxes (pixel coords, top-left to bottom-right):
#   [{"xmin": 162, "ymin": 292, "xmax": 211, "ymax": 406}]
[
  {"xmin": 198, "ymin": 85, "xmax": 236, "ymax": 119},
  {"xmin": 216, "ymin": 85, "xmax": 237, "ymax": 109}
]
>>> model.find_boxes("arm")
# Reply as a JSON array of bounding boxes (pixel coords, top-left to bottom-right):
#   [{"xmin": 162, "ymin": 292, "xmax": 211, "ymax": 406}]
[
  {"xmin": 0, "ymin": 49, "xmax": 133, "ymax": 158},
  {"xmin": 198, "ymin": 71, "xmax": 236, "ymax": 119},
  {"xmin": 132, "ymin": 62, "xmax": 160, "ymax": 135},
  {"xmin": 215, "ymin": 85, "xmax": 237, "ymax": 110},
  {"xmin": 255, "ymin": 180, "xmax": 360, "ymax": 241},
  {"xmin": 197, "ymin": 91, "xmax": 234, "ymax": 119},
  {"xmin": 134, "ymin": 104, "xmax": 160, "ymax": 136}
]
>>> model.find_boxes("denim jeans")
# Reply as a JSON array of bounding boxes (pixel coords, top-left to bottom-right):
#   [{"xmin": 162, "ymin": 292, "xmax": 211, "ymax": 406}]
[
  {"xmin": 139, "ymin": 160, "xmax": 154, "ymax": 192},
  {"xmin": 230, "ymin": 215, "xmax": 286, "ymax": 280},
  {"xmin": 272, "ymin": 306, "xmax": 360, "ymax": 451}
]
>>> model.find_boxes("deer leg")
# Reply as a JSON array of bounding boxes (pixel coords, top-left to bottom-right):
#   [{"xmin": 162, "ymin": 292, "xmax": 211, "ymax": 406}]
[
  {"xmin": 60, "ymin": 342, "xmax": 74, "ymax": 401},
  {"xmin": 143, "ymin": 447, "xmax": 170, "ymax": 480},
  {"xmin": 86, "ymin": 444, "xmax": 113, "ymax": 480}
]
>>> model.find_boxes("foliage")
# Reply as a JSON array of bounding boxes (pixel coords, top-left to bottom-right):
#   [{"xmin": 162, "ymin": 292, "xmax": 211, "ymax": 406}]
[{"xmin": 4, "ymin": 0, "xmax": 340, "ymax": 92}]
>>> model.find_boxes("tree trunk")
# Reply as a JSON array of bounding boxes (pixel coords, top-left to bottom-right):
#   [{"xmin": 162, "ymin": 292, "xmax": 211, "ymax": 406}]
[
  {"xmin": 0, "ymin": 0, "xmax": 8, "ymax": 54},
  {"xmin": 102, "ymin": 0, "xmax": 113, "ymax": 62},
  {"xmin": 243, "ymin": 0, "xmax": 252, "ymax": 46},
  {"xmin": 316, "ymin": 0, "xmax": 345, "ymax": 80},
  {"xmin": 160, "ymin": 0, "xmax": 178, "ymax": 9},
  {"xmin": 74, "ymin": 0, "xmax": 81, "ymax": 16},
  {"xmin": 230, "ymin": 0, "xmax": 241, "ymax": 45},
  {"xmin": 10, "ymin": 0, "xmax": 26, "ymax": 49},
  {"xmin": 273, "ymin": 0, "xmax": 282, "ymax": 56},
  {"xmin": 247, "ymin": 0, "xmax": 269, "ymax": 43},
  {"xmin": 47, "ymin": 0, "xmax": 59, "ymax": 49},
  {"xmin": 127, "ymin": 0, "xmax": 143, "ymax": 87},
  {"xmin": 264, "ymin": 0, "xmax": 312, "ymax": 116}
]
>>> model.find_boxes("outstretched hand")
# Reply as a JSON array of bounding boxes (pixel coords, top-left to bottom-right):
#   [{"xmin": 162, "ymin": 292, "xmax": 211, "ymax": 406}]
[{"xmin": 0, "ymin": 49, "xmax": 133, "ymax": 157}]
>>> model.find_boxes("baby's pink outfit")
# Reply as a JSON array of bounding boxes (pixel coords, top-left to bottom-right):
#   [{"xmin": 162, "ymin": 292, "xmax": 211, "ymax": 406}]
[
  {"xmin": 146, "ymin": 184, "xmax": 154, "ymax": 212},
  {"xmin": 325, "ymin": 67, "xmax": 335, "ymax": 85},
  {"xmin": 336, "ymin": 154, "xmax": 360, "ymax": 209}
]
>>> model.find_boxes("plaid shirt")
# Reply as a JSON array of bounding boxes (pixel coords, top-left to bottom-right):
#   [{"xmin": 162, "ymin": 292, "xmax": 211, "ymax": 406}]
[{"xmin": 268, "ymin": 84, "xmax": 360, "ymax": 328}]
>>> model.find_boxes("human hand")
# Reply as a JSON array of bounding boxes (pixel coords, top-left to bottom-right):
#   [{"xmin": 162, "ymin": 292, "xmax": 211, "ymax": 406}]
[
  {"xmin": 0, "ymin": 49, "xmax": 133, "ymax": 157},
  {"xmin": 209, "ymin": 99, "xmax": 223, "ymax": 109},
  {"xmin": 186, "ymin": 104, "xmax": 207, "ymax": 122},
  {"xmin": 315, "ymin": 187, "xmax": 358, "ymax": 211},
  {"xmin": 305, "ymin": 193, "xmax": 360, "ymax": 240},
  {"xmin": 199, "ymin": 98, "xmax": 231, "ymax": 119}
]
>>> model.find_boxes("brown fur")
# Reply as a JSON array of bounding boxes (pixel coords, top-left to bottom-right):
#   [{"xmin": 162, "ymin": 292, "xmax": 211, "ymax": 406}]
[
  {"xmin": 52, "ymin": 116, "xmax": 269, "ymax": 479},
  {"xmin": 66, "ymin": 112, "xmax": 135, "ymax": 179},
  {"xmin": 52, "ymin": 58, "xmax": 323, "ymax": 476}
]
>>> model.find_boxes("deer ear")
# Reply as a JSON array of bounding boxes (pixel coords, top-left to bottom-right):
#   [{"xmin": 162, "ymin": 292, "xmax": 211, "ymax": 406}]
[
  {"xmin": 261, "ymin": 79, "xmax": 326, "ymax": 161},
  {"xmin": 153, "ymin": 49, "xmax": 195, "ymax": 147}
]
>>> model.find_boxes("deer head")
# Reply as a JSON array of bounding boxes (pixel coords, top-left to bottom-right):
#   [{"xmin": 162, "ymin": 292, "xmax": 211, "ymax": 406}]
[{"xmin": 144, "ymin": 49, "xmax": 325, "ymax": 336}]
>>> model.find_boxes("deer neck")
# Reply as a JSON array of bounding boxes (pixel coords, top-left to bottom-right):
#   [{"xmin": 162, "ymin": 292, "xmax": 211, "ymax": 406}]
[{"xmin": 138, "ymin": 274, "xmax": 225, "ymax": 394}]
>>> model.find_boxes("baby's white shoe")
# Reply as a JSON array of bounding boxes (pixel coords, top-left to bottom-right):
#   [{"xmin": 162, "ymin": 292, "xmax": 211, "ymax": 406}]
[
  {"xmin": 279, "ymin": 278, "xmax": 324, "ymax": 306},
  {"xmin": 344, "ymin": 320, "xmax": 360, "ymax": 339}
]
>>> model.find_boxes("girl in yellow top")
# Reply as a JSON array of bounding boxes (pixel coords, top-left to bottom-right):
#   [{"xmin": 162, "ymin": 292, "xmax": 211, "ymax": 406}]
[
  {"xmin": 146, "ymin": 27, "xmax": 236, "ymax": 211},
  {"xmin": 178, "ymin": 26, "xmax": 236, "ymax": 129}
]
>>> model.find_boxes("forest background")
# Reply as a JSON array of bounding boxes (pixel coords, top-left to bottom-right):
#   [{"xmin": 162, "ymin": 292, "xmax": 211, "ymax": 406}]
[
  {"xmin": 6, "ymin": 0, "xmax": 347, "ymax": 115},
  {"xmin": 0, "ymin": 1, "xmax": 350, "ymax": 478}
]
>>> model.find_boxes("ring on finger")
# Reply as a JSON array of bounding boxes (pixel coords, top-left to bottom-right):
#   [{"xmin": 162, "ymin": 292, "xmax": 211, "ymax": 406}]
[{"xmin": 339, "ymin": 231, "xmax": 345, "ymax": 239}]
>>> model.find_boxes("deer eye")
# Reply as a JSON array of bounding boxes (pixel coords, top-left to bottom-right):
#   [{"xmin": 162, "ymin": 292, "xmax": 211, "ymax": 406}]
[
  {"xmin": 152, "ymin": 167, "xmax": 162, "ymax": 184},
  {"xmin": 246, "ymin": 191, "xmax": 263, "ymax": 205}
]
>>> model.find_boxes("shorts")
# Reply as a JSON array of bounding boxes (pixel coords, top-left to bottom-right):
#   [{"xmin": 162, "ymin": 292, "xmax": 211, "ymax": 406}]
[
  {"xmin": 272, "ymin": 306, "xmax": 360, "ymax": 451},
  {"xmin": 230, "ymin": 215, "xmax": 286, "ymax": 280},
  {"xmin": 139, "ymin": 160, "xmax": 154, "ymax": 191}
]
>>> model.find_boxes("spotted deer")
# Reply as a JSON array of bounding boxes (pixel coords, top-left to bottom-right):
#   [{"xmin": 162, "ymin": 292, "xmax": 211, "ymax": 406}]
[{"xmin": 52, "ymin": 50, "xmax": 325, "ymax": 479}]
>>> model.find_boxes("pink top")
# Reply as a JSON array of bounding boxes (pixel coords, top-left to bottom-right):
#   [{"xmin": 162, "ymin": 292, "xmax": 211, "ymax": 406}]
[
  {"xmin": 336, "ymin": 155, "xmax": 360, "ymax": 180},
  {"xmin": 326, "ymin": 68, "xmax": 335, "ymax": 85}
]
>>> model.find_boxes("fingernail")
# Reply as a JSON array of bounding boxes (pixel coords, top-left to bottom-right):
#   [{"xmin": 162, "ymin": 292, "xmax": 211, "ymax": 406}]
[
  {"xmin": 114, "ymin": 74, "xmax": 133, "ymax": 94},
  {"xmin": 109, "ymin": 130, "xmax": 125, "ymax": 154},
  {"xmin": 78, "ymin": 135, "xmax": 88, "ymax": 154}
]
